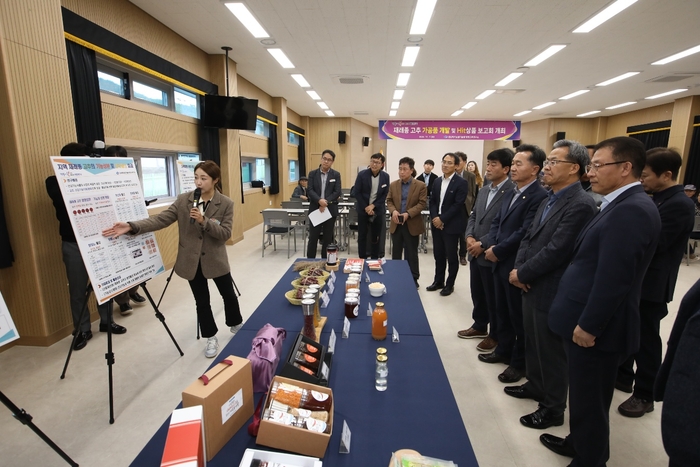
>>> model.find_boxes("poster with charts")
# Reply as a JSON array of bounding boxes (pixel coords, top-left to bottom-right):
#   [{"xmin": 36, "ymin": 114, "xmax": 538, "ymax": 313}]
[
  {"xmin": 51, "ymin": 156, "xmax": 165, "ymax": 304},
  {"xmin": 0, "ymin": 291, "xmax": 19, "ymax": 348},
  {"xmin": 176, "ymin": 159, "xmax": 198, "ymax": 193}
]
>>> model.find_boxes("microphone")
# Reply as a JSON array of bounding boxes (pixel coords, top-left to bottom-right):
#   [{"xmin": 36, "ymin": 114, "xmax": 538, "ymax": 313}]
[{"xmin": 190, "ymin": 188, "xmax": 201, "ymax": 224}]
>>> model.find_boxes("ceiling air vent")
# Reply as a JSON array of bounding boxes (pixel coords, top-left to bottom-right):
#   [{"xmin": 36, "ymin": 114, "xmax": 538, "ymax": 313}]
[
  {"xmin": 332, "ymin": 75, "xmax": 370, "ymax": 85},
  {"xmin": 646, "ymin": 73, "xmax": 699, "ymax": 83},
  {"xmin": 353, "ymin": 111, "xmax": 370, "ymax": 116}
]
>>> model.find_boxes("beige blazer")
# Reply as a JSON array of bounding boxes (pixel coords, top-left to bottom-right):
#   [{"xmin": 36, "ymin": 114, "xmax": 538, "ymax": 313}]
[
  {"xmin": 129, "ymin": 190, "xmax": 234, "ymax": 280},
  {"xmin": 386, "ymin": 178, "xmax": 428, "ymax": 236}
]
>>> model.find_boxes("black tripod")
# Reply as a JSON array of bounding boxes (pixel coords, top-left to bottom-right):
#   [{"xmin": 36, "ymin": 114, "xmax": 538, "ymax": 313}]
[
  {"xmin": 0, "ymin": 390, "xmax": 78, "ymax": 466},
  {"xmin": 60, "ymin": 280, "xmax": 183, "ymax": 424}
]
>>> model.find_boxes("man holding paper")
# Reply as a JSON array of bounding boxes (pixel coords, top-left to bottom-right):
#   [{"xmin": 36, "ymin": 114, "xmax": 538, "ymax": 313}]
[{"xmin": 306, "ymin": 149, "xmax": 342, "ymax": 259}]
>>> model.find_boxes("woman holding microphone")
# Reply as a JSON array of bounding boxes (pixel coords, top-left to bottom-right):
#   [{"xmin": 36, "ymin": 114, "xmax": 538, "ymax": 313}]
[{"xmin": 102, "ymin": 160, "xmax": 243, "ymax": 358}]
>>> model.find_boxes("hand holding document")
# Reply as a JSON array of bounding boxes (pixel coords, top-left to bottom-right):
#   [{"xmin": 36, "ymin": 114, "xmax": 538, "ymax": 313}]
[{"xmin": 308, "ymin": 208, "xmax": 332, "ymax": 226}]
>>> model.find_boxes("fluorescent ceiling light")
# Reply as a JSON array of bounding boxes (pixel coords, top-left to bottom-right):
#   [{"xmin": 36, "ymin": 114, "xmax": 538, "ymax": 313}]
[
  {"xmin": 596, "ymin": 71, "xmax": 639, "ymax": 86},
  {"xmin": 645, "ymin": 89, "xmax": 688, "ymax": 100},
  {"xmin": 409, "ymin": 0, "xmax": 438, "ymax": 35},
  {"xmin": 606, "ymin": 101, "xmax": 636, "ymax": 109},
  {"xmin": 402, "ymin": 46, "xmax": 420, "ymax": 67},
  {"xmin": 306, "ymin": 90, "xmax": 321, "ymax": 100},
  {"xmin": 462, "ymin": 102, "xmax": 477, "ymax": 109},
  {"xmin": 451, "ymin": 110, "xmax": 464, "ymax": 117},
  {"xmin": 393, "ymin": 90, "xmax": 405, "ymax": 100},
  {"xmin": 389, "ymin": 110, "xmax": 397, "ymax": 117},
  {"xmin": 267, "ymin": 48, "xmax": 294, "ymax": 68},
  {"xmin": 224, "ymin": 3, "xmax": 269, "ymax": 38},
  {"xmin": 495, "ymin": 72, "xmax": 523, "ymax": 87},
  {"xmin": 652, "ymin": 44, "xmax": 700, "ymax": 65},
  {"xmin": 325, "ymin": 110, "xmax": 335, "ymax": 117},
  {"xmin": 523, "ymin": 45, "xmax": 566, "ymax": 67},
  {"xmin": 317, "ymin": 102, "xmax": 329, "ymax": 110},
  {"xmin": 291, "ymin": 74, "xmax": 310, "ymax": 87},
  {"xmin": 573, "ymin": 0, "xmax": 638, "ymax": 33},
  {"xmin": 533, "ymin": 101, "xmax": 556, "ymax": 110},
  {"xmin": 475, "ymin": 90, "xmax": 495, "ymax": 100},
  {"xmin": 397, "ymin": 73, "xmax": 411, "ymax": 87},
  {"xmin": 391, "ymin": 101, "xmax": 400, "ymax": 110},
  {"xmin": 577, "ymin": 110, "xmax": 601, "ymax": 117},
  {"xmin": 514, "ymin": 110, "xmax": 531, "ymax": 117},
  {"xmin": 559, "ymin": 89, "xmax": 590, "ymax": 100}
]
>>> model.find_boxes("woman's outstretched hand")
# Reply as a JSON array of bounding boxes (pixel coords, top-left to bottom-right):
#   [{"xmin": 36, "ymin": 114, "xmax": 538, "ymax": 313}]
[{"xmin": 102, "ymin": 222, "xmax": 131, "ymax": 238}]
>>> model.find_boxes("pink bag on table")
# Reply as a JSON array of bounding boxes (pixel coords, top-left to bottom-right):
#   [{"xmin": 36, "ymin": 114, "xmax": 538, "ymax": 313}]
[{"xmin": 246, "ymin": 323, "xmax": 286, "ymax": 393}]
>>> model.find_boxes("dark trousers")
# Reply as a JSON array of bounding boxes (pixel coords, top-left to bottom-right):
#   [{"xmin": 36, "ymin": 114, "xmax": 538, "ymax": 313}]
[
  {"xmin": 357, "ymin": 211, "xmax": 383, "ymax": 259},
  {"xmin": 522, "ymin": 295, "xmax": 568, "ymax": 413},
  {"xmin": 469, "ymin": 260, "xmax": 488, "ymax": 333},
  {"xmin": 459, "ymin": 235, "xmax": 467, "ymax": 258},
  {"xmin": 476, "ymin": 262, "xmax": 499, "ymax": 339},
  {"xmin": 618, "ymin": 299, "xmax": 668, "ymax": 400},
  {"xmin": 188, "ymin": 262, "xmax": 242, "ymax": 338},
  {"xmin": 567, "ymin": 341, "xmax": 624, "ymax": 467},
  {"xmin": 306, "ymin": 216, "xmax": 336, "ymax": 259},
  {"xmin": 391, "ymin": 223, "xmax": 420, "ymax": 281},
  {"xmin": 431, "ymin": 226, "xmax": 460, "ymax": 287},
  {"xmin": 493, "ymin": 266, "xmax": 525, "ymax": 369}
]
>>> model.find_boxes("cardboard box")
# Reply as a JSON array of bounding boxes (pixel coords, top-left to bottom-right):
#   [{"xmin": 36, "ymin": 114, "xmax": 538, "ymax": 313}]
[
  {"xmin": 280, "ymin": 333, "xmax": 331, "ymax": 386},
  {"xmin": 256, "ymin": 376, "xmax": 333, "ymax": 458},
  {"xmin": 238, "ymin": 448, "xmax": 322, "ymax": 467},
  {"xmin": 161, "ymin": 406, "xmax": 205, "ymax": 467},
  {"xmin": 182, "ymin": 356, "xmax": 254, "ymax": 461}
]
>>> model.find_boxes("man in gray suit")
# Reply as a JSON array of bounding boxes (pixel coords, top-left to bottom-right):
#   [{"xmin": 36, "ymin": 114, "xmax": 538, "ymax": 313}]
[
  {"xmin": 506, "ymin": 140, "xmax": 597, "ymax": 429},
  {"xmin": 458, "ymin": 148, "xmax": 514, "ymax": 352}
]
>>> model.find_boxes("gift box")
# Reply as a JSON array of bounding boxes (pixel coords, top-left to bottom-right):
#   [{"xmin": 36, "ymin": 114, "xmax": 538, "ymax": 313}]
[{"xmin": 161, "ymin": 405, "xmax": 205, "ymax": 467}]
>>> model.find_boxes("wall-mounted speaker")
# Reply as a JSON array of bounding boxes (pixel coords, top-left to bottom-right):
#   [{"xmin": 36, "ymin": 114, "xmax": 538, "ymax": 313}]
[
  {"xmin": 512, "ymin": 139, "xmax": 521, "ymax": 148},
  {"xmin": 556, "ymin": 131, "xmax": 566, "ymax": 141},
  {"xmin": 362, "ymin": 136, "xmax": 370, "ymax": 147},
  {"xmin": 338, "ymin": 131, "xmax": 346, "ymax": 144}
]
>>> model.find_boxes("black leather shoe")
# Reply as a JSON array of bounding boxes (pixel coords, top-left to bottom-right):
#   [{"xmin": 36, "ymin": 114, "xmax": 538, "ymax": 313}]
[
  {"xmin": 498, "ymin": 366, "xmax": 524, "ymax": 383},
  {"xmin": 415, "ymin": 281, "xmax": 419, "ymax": 289},
  {"xmin": 540, "ymin": 433, "xmax": 576, "ymax": 458},
  {"xmin": 119, "ymin": 302, "xmax": 133, "ymax": 316},
  {"xmin": 99, "ymin": 323, "xmax": 127, "ymax": 334},
  {"xmin": 504, "ymin": 384, "xmax": 541, "ymax": 401},
  {"xmin": 425, "ymin": 282, "xmax": 445, "ymax": 291},
  {"xmin": 73, "ymin": 331, "xmax": 93, "ymax": 351},
  {"xmin": 520, "ymin": 406, "xmax": 564, "ymax": 429},
  {"xmin": 440, "ymin": 285, "xmax": 454, "ymax": 296},
  {"xmin": 478, "ymin": 351, "xmax": 509, "ymax": 364},
  {"xmin": 129, "ymin": 292, "xmax": 147, "ymax": 303}
]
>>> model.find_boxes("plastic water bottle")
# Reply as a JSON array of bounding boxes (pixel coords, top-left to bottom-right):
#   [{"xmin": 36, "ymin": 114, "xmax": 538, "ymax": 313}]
[{"xmin": 375, "ymin": 355, "xmax": 388, "ymax": 391}]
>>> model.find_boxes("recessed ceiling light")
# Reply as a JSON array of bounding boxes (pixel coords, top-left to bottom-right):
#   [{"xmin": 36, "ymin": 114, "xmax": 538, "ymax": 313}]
[
  {"xmin": 391, "ymin": 101, "xmax": 400, "ymax": 110},
  {"xmin": 451, "ymin": 110, "xmax": 464, "ymax": 117},
  {"xmin": 389, "ymin": 110, "xmax": 397, "ymax": 117},
  {"xmin": 267, "ymin": 48, "xmax": 294, "ymax": 68},
  {"xmin": 559, "ymin": 89, "xmax": 590, "ymax": 100},
  {"xmin": 573, "ymin": 0, "xmax": 638, "ymax": 33},
  {"xmin": 393, "ymin": 90, "xmax": 405, "ymax": 100},
  {"xmin": 533, "ymin": 101, "xmax": 556, "ymax": 110},
  {"xmin": 596, "ymin": 71, "xmax": 639, "ymax": 86},
  {"xmin": 306, "ymin": 90, "xmax": 321, "ymax": 100},
  {"xmin": 317, "ymin": 102, "xmax": 329, "ymax": 110},
  {"xmin": 402, "ymin": 46, "xmax": 420, "ymax": 67},
  {"xmin": 652, "ymin": 44, "xmax": 700, "ymax": 65},
  {"xmin": 462, "ymin": 102, "xmax": 477, "ymax": 109},
  {"xmin": 523, "ymin": 45, "xmax": 567, "ymax": 67},
  {"xmin": 514, "ymin": 110, "xmax": 531, "ymax": 117},
  {"xmin": 475, "ymin": 90, "xmax": 495, "ymax": 100},
  {"xmin": 645, "ymin": 89, "xmax": 688, "ymax": 100},
  {"xmin": 494, "ymin": 72, "xmax": 523, "ymax": 87},
  {"xmin": 577, "ymin": 110, "xmax": 601, "ymax": 117},
  {"xmin": 397, "ymin": 73, "xmax": 411, "ymax": 87},
  {"xmin": 325, "ymin": 110, "xmax": 335, "ymax": 117},
  {"xmin": 291, "ymin": 74, "xmax": 310, "ymax": 87},
  {"xmin": 407, "ymin": 36, "xmax": 423, "ymax": 43},
  {"xmin": 224, "ymin": 3, "xmax": 269, "ymax": 38},
  {"xmin": 606, "ymin": 101, "xmax": 637, "ymax": 109},
  {"xmin": 409, "ymin": 0, "xmax": 438, "ymax": 35}
]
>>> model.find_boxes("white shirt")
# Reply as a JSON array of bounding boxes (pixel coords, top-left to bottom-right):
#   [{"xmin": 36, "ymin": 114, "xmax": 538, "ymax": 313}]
[
  {"xmin": 439, "ymin": 173, "xmax": 455, "ymax": 215},
  {"xmin": 600, "ymin": 181, "xmax": 641, "ymax": 211}
]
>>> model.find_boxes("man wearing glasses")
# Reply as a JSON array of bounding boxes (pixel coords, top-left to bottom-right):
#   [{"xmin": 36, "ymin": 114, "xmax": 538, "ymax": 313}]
[
  {"xmin": 306, "ymin": 149, "xmax": 342, "ymax": 259},
  {"xmin": 542, "ymin": 137, "xmax": 661, "ymax": 467},
  {"xmin": 353, "ymin": 153, "xmax": 390, "ymax": 259}
]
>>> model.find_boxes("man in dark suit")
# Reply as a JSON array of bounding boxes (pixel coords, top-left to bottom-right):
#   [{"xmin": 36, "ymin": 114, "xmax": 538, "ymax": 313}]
[
  {"xmin": 458, "ymin": 148, "xmax": 514, "ymax": 353},
  {"xmin": 616, "ymin": 148, "xmax": 695, "ymax": 417},
  {"xmin": 455, "ymin": 151, "xmax": 478, "ymax": 265},
  {"xmin": 306, "ymin": 149, "xmax": 342, "ymax": 259},
  {"xmin": 426, "ymin": 153, "xmax": 469, "ymax": 296},
  {"xmin": 506, "ymin": 140, "xmax": 597, "ymax": 430},
  {"xmin": 416, "ymin": 159, "xmax": 438, "ymax": 196},
  {"xmin": 478, "ymin": 144, "xmax": 547, "ymax": 384},
  {"xmin": 353, "ymin": 153, "xmax": 390, "ymax": 259},
  {"xmin": 541, "ymin": 137, "xmax": 661, "ymax": 467},
  {"xmin": 387, "ymin": 157, "xmax": 428, "ymax": 287}
]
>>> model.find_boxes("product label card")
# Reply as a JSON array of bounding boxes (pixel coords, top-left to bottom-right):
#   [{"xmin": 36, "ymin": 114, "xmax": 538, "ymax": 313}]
[
  {"xmin": 367, "ymin": 303, "xmax": 373, "ymax": 317},
  {"xmin": 364, "ymin": 272, "xmax": 370, "ymax": 283},
  {"xmin": 329, "ymin": 329, "xmax": 337, "ymax": 353},
  {"xmin": 321, "ymin": 362, "xmax": 330, "ymax": 381},
  {"xmin": 392, "ymin": 326, "xmax": 400, "ymax": 343},
  {"xmin": 342, "ymin": 317, "xmax": 350, "ymax": 338},
  {"xmin": 0, "ymin": 292, "xmax": 19, "ymax": 348},
  {"xmin": 321, "ymin": 291, "xmax": 330, "ymax": 308},
  {"xmin": 330, "ymin": 270, "xmax": 336, "ymax": 283},
  {"xmin": 327, "ymin": 281, "xmax": 335, "ymax": 295},
  {"xmin": 221, "ymin": 388, "xmax": 243, "ymax": 425},
  {"xmin": 340, "ymin": 420, "xmax": 352, "ymax": 454}
]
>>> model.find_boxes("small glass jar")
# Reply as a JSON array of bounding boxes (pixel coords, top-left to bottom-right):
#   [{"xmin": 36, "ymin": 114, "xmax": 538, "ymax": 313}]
[
  {"xmin": 327, "ymin": 244, "xmax": 339, "ymax": 266},
  {"xmin": 347, "ymin": 287, "xmax": 360, "ymax": 297},
  {"xmin": 344, "ymin": 296, "xmax": 359, "ymax": 319},
  {"xmin": 372, "ymin": 302, "xmax": 387, "ymax": 341},
  {"xmin": 345, "ymin": 279, "xmax": 359, "ymax": 293},
  {"xmin": 376, "ymin": 347, "xmax": 387, "ymax": 357},
  {"xmin": 375, "ymin": 354, "xmax": 388, "ymax": 391}
]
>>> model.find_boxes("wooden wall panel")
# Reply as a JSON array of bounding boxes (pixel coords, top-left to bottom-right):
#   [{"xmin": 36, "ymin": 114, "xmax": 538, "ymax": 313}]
[
  {"xmin": 605, "ymin": 103, "xmax": 674, "ymax": 139},
  {"xmin": 288, "ymin": 108, "xmax": 301, "ymax": 127},
  {"xmin": 520, "ymin": 119, "xmax": 550, "ymax": 150},
  {"xmin": 102, "ymin": 102, "xmax": 198, "ymax": 148},
  {"xmin": 241, "ymin": 191, "xmax": 270, "ymax": 232},
  {"xmin": 549, "ymin": 118, "xmax": 598, "ymax": 147},
  {"xmin": 240, "ymin": 133, "xmax": 268, "ymax": 157},
  {"xmin": 348, "ymin": 119, "xmax": 376, "ymax": 186},
  {"xmin": 1, "ymin": 1, "xmax": 66, "ymax": 59},
  {"xmin": 237, "ymin": 75, "xmax": 273, "ymax": 112},
  {"xmin": 308, "ymin": 118, "xmax": 352, "ymax": 188}
]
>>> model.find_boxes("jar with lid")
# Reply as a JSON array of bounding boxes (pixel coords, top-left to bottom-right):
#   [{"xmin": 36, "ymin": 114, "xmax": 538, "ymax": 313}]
[
  {"xmin": 375, "ymin": 354, "xmax": 388, "ymax": 391},
  {"xmin": 372, "ymin": 302, "xmax": 387, "ymax": 341},
  {"xmin": 300, "ymin": 299, "xmax": 317, "ymax": 341},
  {"xmin": 345, "ymin": 279, "xmax": 359, "ymax": 293},
  {"xmin": 305, "ymin": 285, "xmax": 321, "ymax": 327},
  {"xmin": 344, "ymin": 296, "xmax": 359, "ymax": 319},
  {"xmin": 326, "ymin": 243, "xmax": 339, "ymax": 266}
]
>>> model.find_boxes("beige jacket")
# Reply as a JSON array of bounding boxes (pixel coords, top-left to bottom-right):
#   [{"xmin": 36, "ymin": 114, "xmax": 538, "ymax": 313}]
[{"xmin": 386, "ymin": 178, "xmax": 428, "ymax": 236}]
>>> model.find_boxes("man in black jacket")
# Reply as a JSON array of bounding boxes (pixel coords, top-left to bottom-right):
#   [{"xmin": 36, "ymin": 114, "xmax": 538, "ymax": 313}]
[
  {"xmin": 306, "ymin": 149, "xmax": 342, "ymax": 259},
  {"xmin": 416, "ymin": 159, "xmax": 438, "ymax": 196}
]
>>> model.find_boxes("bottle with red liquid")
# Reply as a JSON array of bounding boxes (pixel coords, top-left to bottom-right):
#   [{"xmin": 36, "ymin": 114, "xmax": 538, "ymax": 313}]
[{"xmin": 301, "ymin": 299, "xmax": 316, "ymax": 341}]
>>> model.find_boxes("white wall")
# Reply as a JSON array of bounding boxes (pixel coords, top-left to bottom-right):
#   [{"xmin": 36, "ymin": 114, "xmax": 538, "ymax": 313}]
[{"xmin": 384, "ymin": 139, "xmax": 484, "ymax": 181}]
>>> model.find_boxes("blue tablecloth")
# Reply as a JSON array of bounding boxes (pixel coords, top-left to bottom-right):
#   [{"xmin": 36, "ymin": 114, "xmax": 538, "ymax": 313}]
[{"xmin": 131, "ymin": 260, "xmax": 478, "ymax": 467}]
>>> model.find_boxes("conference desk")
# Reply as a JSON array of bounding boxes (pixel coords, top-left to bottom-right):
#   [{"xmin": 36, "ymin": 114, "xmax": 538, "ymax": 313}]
[{"xmin": 132, "ymin": 261, "xmax": 477, "ymax": 466}]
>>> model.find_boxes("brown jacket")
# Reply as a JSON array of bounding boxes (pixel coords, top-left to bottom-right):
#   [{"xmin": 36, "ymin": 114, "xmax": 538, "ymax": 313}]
[
  {"xmin": 386, "ymin": 178, "xmax": 428, "ymax": 236},
  {"xmin": 459, "ymin": 169, "xmax": 478, "ymax": 214}
]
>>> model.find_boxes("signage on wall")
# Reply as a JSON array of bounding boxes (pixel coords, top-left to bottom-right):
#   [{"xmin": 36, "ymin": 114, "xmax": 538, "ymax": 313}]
[{"xmin": 378, "ymin": 120, "xmax": 521, "ymax": 140}]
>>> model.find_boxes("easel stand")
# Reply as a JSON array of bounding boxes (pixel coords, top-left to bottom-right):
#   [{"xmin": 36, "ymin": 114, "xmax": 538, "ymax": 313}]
[{"xmin": 0, "ymin": 390, "xmax": 78, "ymax": 466}]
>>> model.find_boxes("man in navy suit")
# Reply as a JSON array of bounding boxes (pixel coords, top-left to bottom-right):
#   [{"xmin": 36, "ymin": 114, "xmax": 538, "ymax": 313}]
[
  {"xmin": 353, "ymin": 153, "xmax": 390, "ymax": 259},
  {"xmin": 541, "ymin": 137, "xmax": 661, "ymax": 467},
  {"xmin": 416, "ymin": 159, "xmax": 438, "ymax": 196},
  {"xmin": 426, "ymin": 153, "xmax": 468, "ymax": 296},
  {"xmin": 616, "ymin": 148, "xmax": 695, "ymax": 418},
  {"xmin": 306, "ymin": 149, "xmax": 342, "ymax": 259},
  {"xmin": 478, "ymin": 145, "xmax": 547, "ymax": 384}
]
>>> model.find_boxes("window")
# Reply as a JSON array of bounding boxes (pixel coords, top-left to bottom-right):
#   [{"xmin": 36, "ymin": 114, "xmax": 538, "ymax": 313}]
[
  {"xmin": 97, "ymin": 66, "xmax": 125, "ymax": 97},
  {"xmin": 288, "ymin": 131, "xmax": 299, "ymax": 145},
  {"xmin": 133, "ymin": 80, "xmax": 168, "ymax": 107},
  {"xmin": 127, "ymin": 149, "xmax": 200, "ymax": 199},
  {"xmin": 140, "ymin": 156, "xmax": 169, "ymax": 197},
  {"xmin": 242, "ymin": 156, "xmax": 270, "ymax": 188},
  {"xmin": 289, "ymin": 160, "xmax": 298, "ymax": 182},
  {"xmin": 255, "ymin": 119, "xmax": 270, "ymax": 137},
  {"xmin": 174, "ymin": 88, "xmax": 199, "ymax": 118}
]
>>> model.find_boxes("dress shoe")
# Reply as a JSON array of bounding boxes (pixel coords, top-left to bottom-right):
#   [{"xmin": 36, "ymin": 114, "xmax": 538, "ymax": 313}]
[
  {"xmin": 119, "ymin": 302, "xmax": 133, "ymax": 316},
  {"xmin": 439, "ymin": 286, "xmax": 454, "ymax": 296},
  {"xmin": 73, "ymin": 331, "xmax": 93, "ymax": 351},
  {"xmin": 425, "ymin": 282, "xmax": 445, "ymax": 291},
  {"xmin": 476, "ymin": 336, "xmax": 498, "ymax": 352},
  {"xmin": 457, "ymin": 327, "xmax": 488, "ymax": 339},
  {"xmin": 504, "ymin": 384, "xmax": 541, "ymax": 401},
  {"xmin": 478, "ymin": 351, "xmax": 509, "ymax": 364},
  {"xmin": 520, "ymin": 406, "xmax": 564, "ymax": 429},
  {"xmin": 498, "ymin": 366, "xmax": 524, "ymax": 383},
  {"xmin": 99, "ymin": 322, "xmax": 127, "ymax": 334},
  {"xmin": 540, "ymin": 433, "xmax": 576, "ymax": 458},
  {"xmin": 415, "ymin": 280, "xmax": 419, "ymax": 289},
  {"xmin": 459, "ymin": 256, "xmax": 467, "ymax": 266},
  {"xmin": 129, "ymin": 292, "xmax": 147, "ymax": 303},
  {"xmin": 618, "ymin": 395, "xmax": 654, "ymax": 418},
  {"xmin": 615, "ymin": 379, "xmax": 633, "ymax": 393}
]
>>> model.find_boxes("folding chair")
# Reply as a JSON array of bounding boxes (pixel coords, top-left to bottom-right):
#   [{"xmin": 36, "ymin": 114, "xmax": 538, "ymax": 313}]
[{"xmin": 262, "ymin": 210, "xmax": 297, "ymax": 258}]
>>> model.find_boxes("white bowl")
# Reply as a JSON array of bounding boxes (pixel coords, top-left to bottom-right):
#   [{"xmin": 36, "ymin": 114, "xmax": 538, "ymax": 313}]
[{"xmin": 369, "ymin": 283, "xmax": 385, "ymax": 297}]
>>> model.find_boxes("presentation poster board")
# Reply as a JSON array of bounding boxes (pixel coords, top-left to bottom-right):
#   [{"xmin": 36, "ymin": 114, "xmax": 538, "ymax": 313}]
[
  {"xmin": 176, "ymin": 158, "xmax": 199, "ymax": 194},
  {"xmin": 0, "ymin": 291, "xmax": 19, "ymax": 348},
  {"xmin": 51, "ymin": 156, "xmax": 165, "ymax": 304}
]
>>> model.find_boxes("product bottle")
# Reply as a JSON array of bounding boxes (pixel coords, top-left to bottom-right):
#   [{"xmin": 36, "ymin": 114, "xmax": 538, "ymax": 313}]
[
  {"xmin": 371, "ymin": 302, "xmax": 387, "ymax": 341},
  {"xmin": 301, "ymin": 299, "xmax": 317, "ymax": 341},
  {"xmin": 326, "ymin": 243, "xmax": 338, "ymax": 266},
  {"xmin": 375, "ymin": 354, "xmax": 388, "ymax": 391}
]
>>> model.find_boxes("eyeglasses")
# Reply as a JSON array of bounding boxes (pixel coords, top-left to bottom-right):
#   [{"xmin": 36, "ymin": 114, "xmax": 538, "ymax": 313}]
[
  {"xmin": 543, "ymin": 159, "xmax": 576, "ymax": 167},
  {"xmin": 585, "ymin": 160, "xmax": 629, "ymax": 173},
  {"xmin": 321, "ymin": 157, "xmax": 334, "ymax": 162}
]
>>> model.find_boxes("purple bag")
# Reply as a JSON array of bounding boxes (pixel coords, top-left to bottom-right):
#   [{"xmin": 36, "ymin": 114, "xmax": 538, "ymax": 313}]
[{"xmin": 246, "ymin": 323, "xmax": 286, "ymax": 393}]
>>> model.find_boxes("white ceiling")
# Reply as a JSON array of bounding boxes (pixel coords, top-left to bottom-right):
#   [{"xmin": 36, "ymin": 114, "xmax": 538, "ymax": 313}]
[{"xmin": 129, "ymin": 0, "xmax": 700, "ymax": 127}]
